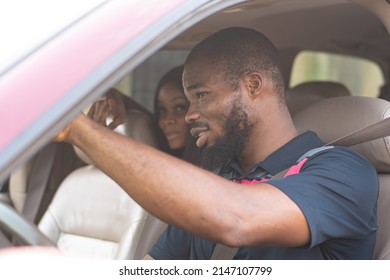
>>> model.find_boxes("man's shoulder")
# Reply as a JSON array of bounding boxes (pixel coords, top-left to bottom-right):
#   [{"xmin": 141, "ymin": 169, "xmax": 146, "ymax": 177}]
[
  {"xmin": 301, "ymin": 145, "xmax": 378, "ymax": 186},
  {"xmin": 307, "ymin": 145, "xmax": 374, "ymax": 166}
]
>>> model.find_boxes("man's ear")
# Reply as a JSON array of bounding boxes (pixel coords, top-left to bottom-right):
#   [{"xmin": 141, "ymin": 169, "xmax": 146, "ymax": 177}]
[{"xmin": 244, "ymin": 72, "xmax": 263, "ymax": 99}]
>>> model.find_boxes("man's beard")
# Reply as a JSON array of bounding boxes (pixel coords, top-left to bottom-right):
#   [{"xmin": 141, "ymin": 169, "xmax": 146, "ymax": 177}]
[{"xmin": 199, "ymin": 102, "xmax": 253, "ymax": 171}]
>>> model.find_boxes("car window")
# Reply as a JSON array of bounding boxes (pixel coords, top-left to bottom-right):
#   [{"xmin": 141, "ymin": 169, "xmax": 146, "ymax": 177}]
[{"xmin": 290, "ymin": 51, "xmax": 385, "ymax": 98}]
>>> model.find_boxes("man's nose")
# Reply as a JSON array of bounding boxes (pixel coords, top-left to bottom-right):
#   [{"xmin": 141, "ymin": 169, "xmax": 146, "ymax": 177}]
[{"xmin": 185, "ymin": 107, "xmax": 201, "ymax": 124}]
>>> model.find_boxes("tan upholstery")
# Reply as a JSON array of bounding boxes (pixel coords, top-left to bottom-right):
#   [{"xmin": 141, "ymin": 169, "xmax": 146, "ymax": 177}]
[
  {"xmin": 38, "ymin": 167, "xmax": 147, "ymax": 259},
  {"xmin": 286, "ymin": 81, "xmax": 350, "ymax": 116},
  {"xmin": 376, "ymin": 176, "xmax": 390, "ymax": 259},
  {"xmin": 293, "ymin": 96, "xmax": 390, "ymax": 172},
  {"xmin": 38, "ymin": 108, "xmax": 166, "ymax": 259},
  {"xmin": 292, "ymin": 96, "xmax": 390, "ymax": 259}
]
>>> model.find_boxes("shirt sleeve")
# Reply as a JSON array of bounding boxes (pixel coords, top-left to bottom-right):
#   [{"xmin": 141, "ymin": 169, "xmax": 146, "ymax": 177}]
[
  {"xmin": 148, "ymin": 225, "xmax": 192, "ymax": 260},
  {"xmin": 268, "ymin": 146, "xmax": 379, "ymax": 248}
]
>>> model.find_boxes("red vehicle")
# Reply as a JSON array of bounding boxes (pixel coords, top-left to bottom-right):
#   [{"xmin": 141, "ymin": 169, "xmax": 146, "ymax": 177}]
[{"xmin": 1, "ymin": 0, "xmax": 390, "ymax": 264}]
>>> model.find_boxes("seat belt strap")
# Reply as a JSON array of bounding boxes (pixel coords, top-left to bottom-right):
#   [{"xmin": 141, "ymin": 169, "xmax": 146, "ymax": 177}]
[
  {"xmin": 211, "ymin": 243, "xmax": 239, "ymax": 260},
  {"xmin": 22, "ymin": 143, "xmax": 57, "ymax": 223},
  {"xmin": 328, "ymin": 116, "xmax": 390, "ymax": 147}
]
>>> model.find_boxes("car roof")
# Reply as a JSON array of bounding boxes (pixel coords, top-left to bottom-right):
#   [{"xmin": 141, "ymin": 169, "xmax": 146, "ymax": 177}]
[{"xmin": 167, "ymin": 0, "xmax": 390, "ymax": 65}]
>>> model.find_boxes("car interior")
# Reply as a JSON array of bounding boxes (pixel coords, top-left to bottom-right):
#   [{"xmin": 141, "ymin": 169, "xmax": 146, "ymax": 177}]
[{"xmin": 1, "ymin": 0, "xmax": 390, "ymax": 260}]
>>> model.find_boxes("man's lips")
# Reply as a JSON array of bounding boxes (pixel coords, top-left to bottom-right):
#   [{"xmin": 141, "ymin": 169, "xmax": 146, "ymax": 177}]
[
  {"xmin": 190, "ymin": 127, "xmax": 209, "ymax": 148},
  {"xmin": 190, "ymin": 127, "xmax": 208, "ymax": 138}
]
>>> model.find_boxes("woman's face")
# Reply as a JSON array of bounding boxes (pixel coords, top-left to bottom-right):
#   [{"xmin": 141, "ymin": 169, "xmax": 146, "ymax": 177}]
[{"xmin": 157, "ymin": 83, "xmax": 190, "ymax": 150}]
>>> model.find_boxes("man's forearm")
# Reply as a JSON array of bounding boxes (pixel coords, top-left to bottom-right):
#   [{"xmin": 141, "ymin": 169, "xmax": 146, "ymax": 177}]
[{"xmin": 63, "ymin": 115, "xmax": 309, "ymax": 247}]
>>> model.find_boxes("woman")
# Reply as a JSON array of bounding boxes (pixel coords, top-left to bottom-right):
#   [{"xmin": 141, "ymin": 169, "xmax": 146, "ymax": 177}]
[
  {"xmin": 88, "ymin": 65, "xmax": 198, "ymax": 164},
  {"xmin": 153, "ymin": 65, "xmax": 199, "ymax": 164}
]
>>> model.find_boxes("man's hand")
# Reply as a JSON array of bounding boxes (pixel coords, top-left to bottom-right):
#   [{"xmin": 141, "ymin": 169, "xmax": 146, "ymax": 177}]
[{"xmin": 87, "ymin": 88, "xmax": 126, "ymax": 130}]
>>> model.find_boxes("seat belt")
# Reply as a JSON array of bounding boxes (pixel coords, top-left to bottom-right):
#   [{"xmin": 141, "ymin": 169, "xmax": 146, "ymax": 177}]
[
  {"xmin": 211, "ymin": 116, "xmax": 390, "ymax": 260},
  {"xmin": 327, "ymin": 116, "xmax": 390, "ymax": 147},
  {"xmin": 22, "ymin": 143, "xmax": 57, "ymax": 223},
  {"xmin": 211, "ymin": 243, "xmax": 239, "ymax": 260}
]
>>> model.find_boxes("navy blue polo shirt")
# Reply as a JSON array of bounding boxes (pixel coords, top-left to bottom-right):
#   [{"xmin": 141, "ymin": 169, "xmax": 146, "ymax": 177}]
[{"xmin": 149, "ymin": 131, "xmax": 379, "ymax": 259}]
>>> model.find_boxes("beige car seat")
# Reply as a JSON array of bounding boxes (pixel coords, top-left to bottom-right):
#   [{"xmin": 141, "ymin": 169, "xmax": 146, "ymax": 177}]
[
  {"xmin": 38, "ymin": 108, "xmax": 166, "ymax": 259},
  {"xmin": 286, "ymin": 81, "xmax": 350, "ymax": 116},
  {"xmin": 292, "ymin": 95, "xmax": 390, "ymax": 259}
]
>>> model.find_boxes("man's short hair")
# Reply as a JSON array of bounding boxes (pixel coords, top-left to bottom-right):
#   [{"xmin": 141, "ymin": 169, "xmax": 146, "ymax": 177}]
[{"xmin": 185, "ymin": 27, "xmax": 284, "ymax": 96}]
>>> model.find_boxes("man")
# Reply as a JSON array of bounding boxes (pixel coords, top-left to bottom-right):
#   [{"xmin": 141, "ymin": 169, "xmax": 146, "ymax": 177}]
[{"xmin": 56, "ymin": 27, "xmax": 378, "ymax": 259}]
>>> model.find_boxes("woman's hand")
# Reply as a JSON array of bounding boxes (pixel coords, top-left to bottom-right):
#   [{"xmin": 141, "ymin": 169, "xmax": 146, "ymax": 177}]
[
  {"xmin": 87, "ymin": 88, "xmax": 126, "ymax": 130},
  {"xmin": 54, "ymin": 89, "xmax": 126, "ymax": 142}
]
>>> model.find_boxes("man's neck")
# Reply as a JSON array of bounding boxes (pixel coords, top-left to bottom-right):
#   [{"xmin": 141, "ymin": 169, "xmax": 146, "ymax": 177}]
[{"xmin": 237, "ymin": 123, "xmax": 299, "ymax": 173}]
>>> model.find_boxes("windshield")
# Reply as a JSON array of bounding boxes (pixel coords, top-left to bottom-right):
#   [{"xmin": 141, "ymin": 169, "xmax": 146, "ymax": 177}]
[{"xmin": 0, "ymin": 0, "xmax": 107, "ymax": 76}]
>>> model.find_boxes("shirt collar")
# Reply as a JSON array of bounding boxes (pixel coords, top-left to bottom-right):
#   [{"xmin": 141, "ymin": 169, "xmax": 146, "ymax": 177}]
[{"xmin": 219, "ymin": 131, "xmax": 324, "ymax": 181}]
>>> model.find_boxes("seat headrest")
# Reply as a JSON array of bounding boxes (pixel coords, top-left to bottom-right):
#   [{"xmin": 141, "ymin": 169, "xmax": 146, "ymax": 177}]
[
  {"xmin": 287, "ymin": 81, "xmax": 350, "ymax": 115},
  {"xmin": 74, "ymin": 109, "xmax": 158, "ymax": 165},
  {"xmin": 293, "ymin": 96, "xmax": 390, "ymax": 172}
]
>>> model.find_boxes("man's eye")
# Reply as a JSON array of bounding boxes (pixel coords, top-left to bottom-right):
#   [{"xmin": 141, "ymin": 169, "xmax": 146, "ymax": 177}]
[{"xmin": 197, "ymin": 92, "xmax": 206, "ymax": 99}]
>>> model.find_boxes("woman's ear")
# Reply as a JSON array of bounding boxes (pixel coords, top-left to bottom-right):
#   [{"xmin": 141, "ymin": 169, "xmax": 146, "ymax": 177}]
[{"xmin": 244, "ymin": 72, "xmax": 263, "ymax": 99}]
